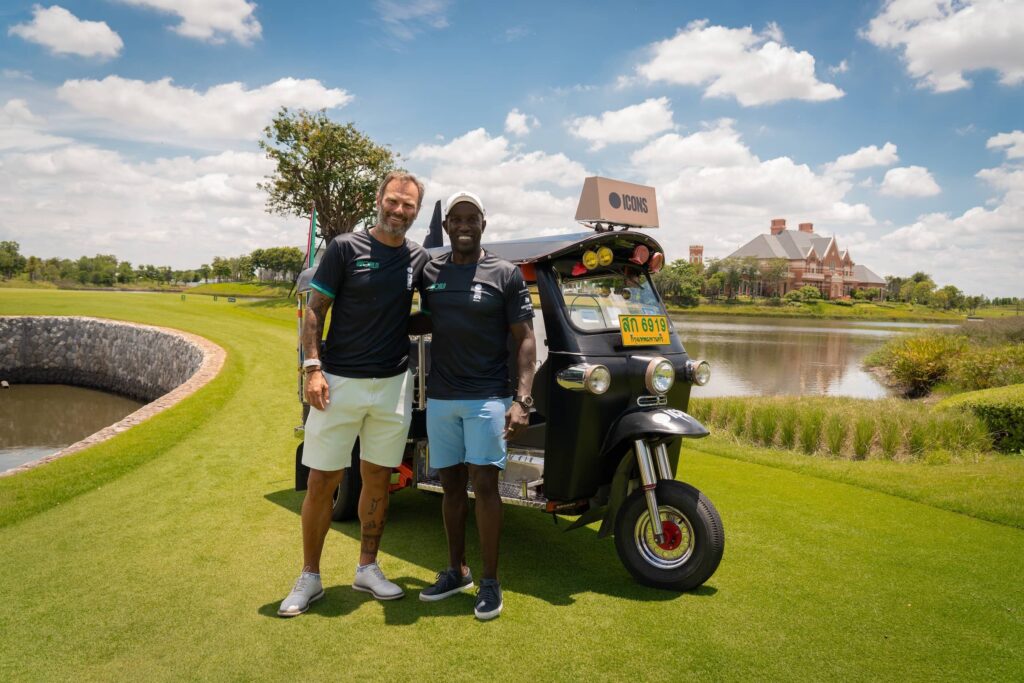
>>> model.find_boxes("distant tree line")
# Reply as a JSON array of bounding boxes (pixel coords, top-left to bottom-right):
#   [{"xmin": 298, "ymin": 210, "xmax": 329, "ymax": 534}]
[
  {"xmin": 0, "ymin": 241, "xmax": 304, "ymax": 287},
  {"xmin": 650, "ymin": 253, "xmax": 1012, "ymax": 312}
]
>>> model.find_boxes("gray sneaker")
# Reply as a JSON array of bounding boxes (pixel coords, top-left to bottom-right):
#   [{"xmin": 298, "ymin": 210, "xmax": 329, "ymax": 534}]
[
  {"xmin": 420, "ymin": 567, "xmax": 474, "ymax": 602},
  {"xmin": 277, "ymin": 571, "xmax": 324, "ymax": 617},
  {"xmin": 352, "ymin": 562, "xmax": 405, "ymax": 600}
]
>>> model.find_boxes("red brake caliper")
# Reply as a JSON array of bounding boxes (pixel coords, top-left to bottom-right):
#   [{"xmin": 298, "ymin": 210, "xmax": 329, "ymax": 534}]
[{"xmin": 657, "ymin": 520, "xmax": 683, "ymax": 551}]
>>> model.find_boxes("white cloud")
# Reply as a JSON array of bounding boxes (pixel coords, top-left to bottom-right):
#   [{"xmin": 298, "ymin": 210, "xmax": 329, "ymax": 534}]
[
  {"xmin": 504, "ymin": 108, "xmax": 538, "ymax": 137},
  {"xmin": 987, "ymin": 130, "xmax": 1024, "ymax": 159},
  {"xmin": 627, "ymin": 118, "xmax": 874, "ymax": 259},
  {"xmin": 829, "ymin": 59, "xmax": 849, "ymax": 75},
  {"xmin": 56, "ymin": 76, "xmax": 351, "ymax": 144},
  {"xmin": 373, "ymin": 0, "xmax": 450, "ymax": 41},
  {"xmin": 867, "ymin": 161, "xmax": 1024, "ymax": 296},
  {"xmin": 8, "ymin": 5, "xmax": 123, "ymax": 58},
  {"xmin": 116, "ymin": 0, "xmax": 260, "ymax": 44},
  {"xmin": 863, "ymin": 0, "xmax": 1024, "ymax": 92},
  {"xmin": 879, "ymin": 166, "xmax": 941, "ymax": 197},
  {"xmin": 0, "ymin": 143, "xmax": 298, "ymax": 266},
  {"xmin": 825, "ymin": 142, "xmax": 899, "ymax": 174},
  {"xmin": 0, "ymin": 99, "xmax": 72, "ymax": 151},
  {"xmin": 633, "ymin": 20, "xmax": 843, "ymax": 106},
  {"xmin": 568, "ymin": 97, "xmax": 674, "ymax": 151},
  {"xmin": 407, "ymin": 128, "xmax": 589, "ymax": 237}
]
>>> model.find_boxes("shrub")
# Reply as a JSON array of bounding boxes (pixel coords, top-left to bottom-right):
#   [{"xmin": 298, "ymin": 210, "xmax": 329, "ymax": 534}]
[
  {"xmin": 939, "ymin": 383, "xmax": 1024, "ymax": 453},
  {"xmin": 783, "ymin": 291, "xmax": 803, "ymax": 303},
  {"xmin": 886, "ymin": 333, "xmax": 968, "ymax": 396},
  {"xmin": 948, "ymin": 344, "xmax": 1024, "ymax": 391}
]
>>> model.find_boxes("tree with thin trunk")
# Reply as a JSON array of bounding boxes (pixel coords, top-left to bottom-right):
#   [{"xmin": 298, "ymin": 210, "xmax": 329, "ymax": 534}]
[{"xmin": 259, "ymin": 108, "xmax": 397, "ymax": 242}]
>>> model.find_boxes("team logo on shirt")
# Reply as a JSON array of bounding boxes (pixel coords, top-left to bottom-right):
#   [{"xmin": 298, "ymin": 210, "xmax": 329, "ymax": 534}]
[
  {"xmin": 473, "ymin": 283, "xmax": 483, "ymax": 302},
  {"xmin": 407, "ymin": 266, "xmax": 413, "ymax": 290},
  {"xmin": 355, "ymin": 259, "xmax": 380, "ymax": 270},
  {"xmin": 426, "ymin": 282, "xmax": 446, "ymax": 291}
]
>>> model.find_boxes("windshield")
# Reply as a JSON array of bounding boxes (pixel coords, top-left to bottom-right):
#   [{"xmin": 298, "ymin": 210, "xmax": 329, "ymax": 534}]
[{"xmin": 559, "ymin": 267, "xmax": 667, "ymax": 332}]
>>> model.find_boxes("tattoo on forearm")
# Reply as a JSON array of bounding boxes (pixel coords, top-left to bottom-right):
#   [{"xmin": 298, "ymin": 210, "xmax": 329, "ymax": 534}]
[
  {"xmin": 361, "ymin": 533, "xmax": 382, "ymax": 555},
  {"xmin": 302, "ymin": 292, "xmax": 332, "ymax": 359}
]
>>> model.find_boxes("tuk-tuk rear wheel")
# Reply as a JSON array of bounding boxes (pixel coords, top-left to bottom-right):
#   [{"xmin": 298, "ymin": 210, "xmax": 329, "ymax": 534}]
[
  {"xmin": 330, "ymin": 443, "xmax": 362, "ymax": 522},
  {"xmin": 613, "ymin": 480, "xmax": 724, "ymax": 591}
]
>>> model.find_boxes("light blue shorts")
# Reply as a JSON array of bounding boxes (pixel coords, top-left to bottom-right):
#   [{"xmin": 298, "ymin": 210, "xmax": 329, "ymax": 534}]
[{"xmin": 426, "ymin": 397, "xmax": 512, "ymax": 470}]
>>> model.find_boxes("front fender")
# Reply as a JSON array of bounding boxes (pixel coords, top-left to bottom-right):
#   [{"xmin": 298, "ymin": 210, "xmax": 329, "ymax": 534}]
[{"xmin": 600, "ymin": 407, "xmax": 709, "ymax": 457}]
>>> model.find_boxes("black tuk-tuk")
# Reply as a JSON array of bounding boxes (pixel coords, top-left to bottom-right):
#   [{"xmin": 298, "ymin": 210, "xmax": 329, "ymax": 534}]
[{"xmin": 293, "ymin": 177, "xmax": 723, "ymax": 591}]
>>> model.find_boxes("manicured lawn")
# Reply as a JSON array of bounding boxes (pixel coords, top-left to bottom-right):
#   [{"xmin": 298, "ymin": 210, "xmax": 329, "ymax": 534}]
[
  {"xmin": 189, "ymin": 281, "xmax": 294, "ymax": 297},
  {"xmin": 2, "ymin": 290, "xmax": 1022, "ymax": 681}
]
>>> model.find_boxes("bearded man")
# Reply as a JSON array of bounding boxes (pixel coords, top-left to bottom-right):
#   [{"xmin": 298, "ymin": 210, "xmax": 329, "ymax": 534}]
[{"xmin": 279, "ymin": 171, "xmax": 429, "ymax": 616}]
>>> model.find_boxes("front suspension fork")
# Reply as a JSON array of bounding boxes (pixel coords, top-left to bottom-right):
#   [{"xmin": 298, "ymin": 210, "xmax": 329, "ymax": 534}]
[{"xmin": 634, "ymin": 439, "xmax": 673, "ymax": 543}]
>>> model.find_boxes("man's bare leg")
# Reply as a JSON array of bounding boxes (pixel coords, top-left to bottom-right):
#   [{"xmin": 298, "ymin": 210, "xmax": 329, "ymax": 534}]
[
  {"xmin": 438, "ymin": 464, "xmax": 470, "ymax": 573},
  {"xmin": 467, "ymin": 464, "xmax": 502, "ymax": 580},
  {"xmin": 301, "ymin": 468, "xmax": 345, "ymax": 573},
  {"xmin": 358, "ymin": 460, "xmax": 393, "ymax": 565}
]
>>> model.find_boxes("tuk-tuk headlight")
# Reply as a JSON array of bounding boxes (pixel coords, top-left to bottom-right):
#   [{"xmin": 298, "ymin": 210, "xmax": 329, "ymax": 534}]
[
  {"xmin": 686, "ymin": 359, "xmax": 711, "ymax": 386},
  {"xmin": 557, "ymin": 364, "xmax": 611, "ymax": 395},
  {"xmin": 645, "ymin": 358, "xmax": 675, "ymax": 395}
]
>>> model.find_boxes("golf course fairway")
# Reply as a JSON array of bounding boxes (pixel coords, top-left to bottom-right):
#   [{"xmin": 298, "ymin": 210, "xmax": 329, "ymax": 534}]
[{"xmin": 1, "ymin": 290, "xmax": 1022, "ymax": 681}]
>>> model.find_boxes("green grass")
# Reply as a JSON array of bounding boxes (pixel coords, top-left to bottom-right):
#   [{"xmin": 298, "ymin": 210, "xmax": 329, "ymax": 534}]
[
  {"xmin": 2, "ymin": 290, "xmax": 1023, "ymax": 681},
  {"xmin": 671, "ymin": 299, "xmax": 968, "ymax": 322},
  {"xmin": 189, "ymin": 281, "xmax": 294, "ymax": 297}
]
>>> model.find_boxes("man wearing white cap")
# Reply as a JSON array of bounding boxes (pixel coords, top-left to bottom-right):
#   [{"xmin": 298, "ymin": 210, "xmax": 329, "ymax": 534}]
[{"xmin": 417, "ymin": 190, "xmax": 536, "ymax": 620}]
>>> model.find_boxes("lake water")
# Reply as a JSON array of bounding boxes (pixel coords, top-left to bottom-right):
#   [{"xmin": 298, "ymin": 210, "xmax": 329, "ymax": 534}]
[
  {"xmin": 0, "ymin": 384, "xmax": 144, "ymax": 473},
  {"xmin": 672, "ymin": 315, "xmax": 944, "ymax": 398}
]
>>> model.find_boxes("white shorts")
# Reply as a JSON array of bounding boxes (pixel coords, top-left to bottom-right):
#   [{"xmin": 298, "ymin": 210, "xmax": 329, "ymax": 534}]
[{"xmin": 301, "ymin": 370, "xmax": 412, "ymax": 472}]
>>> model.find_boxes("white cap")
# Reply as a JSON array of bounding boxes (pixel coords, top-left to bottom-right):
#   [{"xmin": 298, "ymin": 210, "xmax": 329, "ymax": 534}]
[{"xmin": 444, "ymin": 190, "xmax": 485, "ymax": 218}]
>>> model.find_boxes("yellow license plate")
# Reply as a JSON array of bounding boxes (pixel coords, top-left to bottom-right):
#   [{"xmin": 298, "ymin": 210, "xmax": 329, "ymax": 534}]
[{"xmin": 619, "ymin": 315, "xmax": 671, "ymax": 346}]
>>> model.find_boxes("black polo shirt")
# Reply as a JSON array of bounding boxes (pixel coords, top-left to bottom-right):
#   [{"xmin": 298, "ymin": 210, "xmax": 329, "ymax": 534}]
[
  {"xmin": 422, "ymin": 250, "xmax": 534, "ymax": 399},
  {"xmin": 311, "ymin": 230, "xmax": 428, "ymax": 378}
]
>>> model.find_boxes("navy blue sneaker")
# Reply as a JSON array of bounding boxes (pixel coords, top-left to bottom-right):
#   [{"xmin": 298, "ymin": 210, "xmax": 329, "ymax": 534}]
[
  {"xmin": 420, "ymin": 567, "xmax": 474, "ymax": 602},
  {"xmin": 474, "ymin": 578, "xmax": 503, "ymax": 621}
]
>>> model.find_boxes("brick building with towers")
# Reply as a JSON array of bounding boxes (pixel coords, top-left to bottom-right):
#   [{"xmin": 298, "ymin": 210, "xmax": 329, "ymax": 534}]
[{"xmin": 701, "ymin": 218, "xmax": 886, "ymax": 299}]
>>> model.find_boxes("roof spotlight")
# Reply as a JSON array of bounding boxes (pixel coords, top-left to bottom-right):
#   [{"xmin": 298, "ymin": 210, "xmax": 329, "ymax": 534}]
[
  {"xmin": 597, "ymin": 246, "xmax": 614, "ymax": 266},
  {"xmin": 582, "ymin": 250, "xmax": 599, "ymax": 270}
]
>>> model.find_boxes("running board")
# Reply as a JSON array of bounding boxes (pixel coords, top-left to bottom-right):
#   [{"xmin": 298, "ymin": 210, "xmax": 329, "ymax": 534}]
[{"xmin": 416, "ymin": 479, "xmax": 548, "ymax": 509}]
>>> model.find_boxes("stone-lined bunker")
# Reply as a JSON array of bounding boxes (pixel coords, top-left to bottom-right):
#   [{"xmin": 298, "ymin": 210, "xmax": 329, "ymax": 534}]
[{"xmin": 0, "ymin": 316, "xmax": 225, "ymax": 475}]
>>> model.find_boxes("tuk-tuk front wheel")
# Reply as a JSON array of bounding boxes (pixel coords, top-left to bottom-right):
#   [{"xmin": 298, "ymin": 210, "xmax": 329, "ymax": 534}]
[{"xmin": 613, "ymin": 480, "xmax": 724, "ymax": 591}]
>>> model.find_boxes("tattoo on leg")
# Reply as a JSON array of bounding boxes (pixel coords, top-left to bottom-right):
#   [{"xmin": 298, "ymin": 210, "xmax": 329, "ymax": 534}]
[
  {"xmin": 362, "ymin": 521, "xmax": 377, "ymax": 531},
  {"xmin": 369, "ymin": 497, "xmax": 382, "ymax": 514},
  {"xmin": 361, "ymin": 533, "xmax": 382, "ymax": 555}
]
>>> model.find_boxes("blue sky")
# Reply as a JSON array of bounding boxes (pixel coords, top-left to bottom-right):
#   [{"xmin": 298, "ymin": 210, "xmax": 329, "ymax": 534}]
[{"xmin": 1, "ymin": 0, "xmax": 1022, "ymax": 296}]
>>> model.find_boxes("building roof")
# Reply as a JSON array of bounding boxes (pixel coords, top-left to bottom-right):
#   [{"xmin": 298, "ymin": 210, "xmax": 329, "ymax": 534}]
[
  {"xmin": 853, "ymin": 264, "xmax": 885, "ymax": 285},
  {"xmin": 727, "ymin": 229, "xmax": 832, "ymax": 260}
]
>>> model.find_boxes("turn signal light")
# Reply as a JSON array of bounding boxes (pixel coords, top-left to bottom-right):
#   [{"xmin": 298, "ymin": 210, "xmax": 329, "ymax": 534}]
[
  {"xmin": 630, "ymin": 245, "xmax": 650, "ymax": 265},
  {"xmin": 582, "ymin": 250, "xmax": 599, "ymax": 270},
  {"xmin": 597, "ymin": 246, "xmax": 614, "ymax": 266}
]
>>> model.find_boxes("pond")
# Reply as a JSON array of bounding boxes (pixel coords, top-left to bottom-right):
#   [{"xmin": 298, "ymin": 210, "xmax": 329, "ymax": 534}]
[
  {"xmin": 0, "ymin": 384, "xmax": 144, "ymax": 473},
  {"xmin": 671, "ymin": 315, "xmax": 945, "ymax": 398}
]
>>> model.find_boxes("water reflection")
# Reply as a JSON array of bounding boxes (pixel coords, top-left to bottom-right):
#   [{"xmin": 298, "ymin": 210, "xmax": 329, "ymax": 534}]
[
  {"xmin": 672, "ymin": 315, "xmax": 941, "ymax": 398},
  {"xmin": 0, "ymin": 384, "xmax": 143, "ymax": 472}
]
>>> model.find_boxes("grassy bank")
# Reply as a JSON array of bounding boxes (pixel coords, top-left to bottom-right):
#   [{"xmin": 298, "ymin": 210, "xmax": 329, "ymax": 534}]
[
  {"xmin": 189, "ymin": 281, "xmax": 294, "ymax": 298},
  {"xmin": 669, "ymin": 299, "xmax": 971, "ymax": 322},
  {"xmin": 2, "ymin": 291, "xmax": 1023, "ymax": 681}
]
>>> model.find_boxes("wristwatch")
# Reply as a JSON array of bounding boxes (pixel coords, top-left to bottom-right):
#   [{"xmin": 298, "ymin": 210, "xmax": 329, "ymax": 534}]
[{"xmin": 513, "ymin": 395, "xmax": 534, "ymax": 410}]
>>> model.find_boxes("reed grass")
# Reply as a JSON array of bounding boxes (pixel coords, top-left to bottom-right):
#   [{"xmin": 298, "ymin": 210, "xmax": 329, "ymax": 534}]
[{"xmin": 695, "ymin": 396, "xmax": 991, "ymax": 462}]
